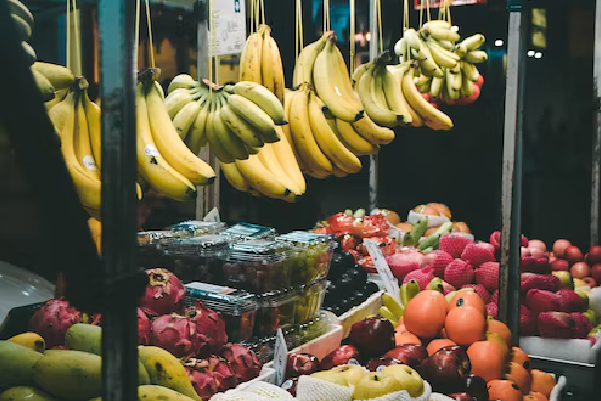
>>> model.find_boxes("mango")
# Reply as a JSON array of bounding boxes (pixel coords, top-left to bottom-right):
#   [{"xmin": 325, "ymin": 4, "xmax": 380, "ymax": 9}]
[
  {"xmin": 0, "ymin": 387, "xmax": 59, "ymax": 401},
  {"xmin": 8, "ymin": 333, "xmax": 45, "ymax": 353},
  {"xmin": 0, "ymin": 341, "xmax": 44, "ymax": 389}
]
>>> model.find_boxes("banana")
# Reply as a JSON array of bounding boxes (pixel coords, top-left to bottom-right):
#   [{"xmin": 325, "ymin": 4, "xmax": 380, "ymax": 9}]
[
  {"xmin": 292, "ymin": 35, "xmax": 328, "ymax": 87},
  {"xmin": 422, "ymin": 20, "xmax": 451, "ymax": 30},
  {"xmin": 220, "ymin": 161, "xmax": 250, "ymax": 192},
  {"xmin": 307, "ymin": 92, "xmax": 361, "ymax": 174},
  {"xmin": 164, "ymin": 88, "xmax": 200, "ymax": 119},
  {"xmin": 331, "ymin": 43, "xmax": 363, "ymax": 110},
  {"xmin": 214, "ymin": 97, "xmax": 249, "ymax": 160},
  {"xmin": 240, "ymin": 29, "xmax": 263, "ymax": 83},
  {"xmin": 32, "ymin": 62, "xmax": 74, "ymax": 89},
  {"xmin": 393, "ymin": 38, "xmax": 406, "ymax": 60},
  {"xmin": 32, "ymin": 69, "xmax": 55, "ymax": 101},
  {"xmin": 382, "ymin": 292, "xmax": 404, "ymax": 321},
  {"xmin": 308, "ymin": 170, "xmax": 330, "ymax": 179},
  {"xmin": 167, "ymin": 74, "xmax": 199, "ymax": 93},
  {"xmin": 312, "ymin": 35, "xmax": 363, "ymax": 122},
  {"xmin": 205, "ymin": 96, "xmax": 236, "ymax": 163},
  {"xmin": 186, "ymin": 97, "xmax": 210, "ymax": 155},
  {"xmin": 8, "ymin": 332, "xmax": 45, "ymax": 352},
  {"xmin": 257, "ymin": 143, "xmax": 301, "ymax": 195},
  {"xmin": 11, "ymin": 14, "xmax": 31, "ymax": 41},
  {"xmin": 357, "ymin": 65, "xmax": 403, "ymax": 128},
  {"xmin": 282, "ymin": 88, "xmax": 309, "ymax": 172},
  {"xmin": 352, "ymin": 61, "xmax": 372, "ymax": 87},
  {"xmin": 224, "ymin": 92, "xmax": 279, "ymax": 143},
  {"xmin": 288, "ymin": 85, "xmax": 332, "ymax": 174},
  {"xmin": 426, "ymin": 40, "xmax": 459, "ymax": 69},
  {"xmin": 461, "ymin": 61, "xmax": 480, "ymax": 82},
  {"xmin": 235, "ymin": 154, "xmax": 293, "ymax": 201},
  {"xmin": 399, "ymin": 280, "xmax": 421, "ymax": 306},
  {"xmin": 401, "ymin": 66, "xmax": 453, "ymax": 130},
  {"xmin": 332, "ymin": 165, "xmax": 348, "ymax": 178},
  {"xmin": 83, "ymin": 92, "xmax": 101, "ymax": 170},
  {"xmin": 382, "ymin": 64, "xmax": 413, "ymax": 125},
  {"xmin": 389, "ymin": 67, "xmax": 424, "ymax": 127},
  {"xmin": 457, "ymin": 34, "xmax": 485, "ymax": 52},
  {"xmin": 138, "ymin": 346, "xmax": 199, "ymax": 400},
  {"xmin": 8, "ymin": 0, "xmax": 34, "ymax": 28},
  {"xmin": 261, "ymin": 25, "xmax": 274, "ymax": 92},
  {"xmin": 465, "ymin": 50, "xmax": 488, "ymax": 64},
  {"xmin": 135, "ymin": 83, "xmax": 197, "ymax": 202},
  {"xmin": 413, "ymin": 42, "xmax": 444, "ymax": 77},
  {"xmin": 403, "ymin": 28, "xmax": 422, "ymax": 49},
  {"xmin": 423, "ymin": 26, "xmax": 460, "ymax": 42},
  {"xmin": 379, "ymin": 306, "xmax": 399, "ymax": 329},
  {"xmin": 264, "ymin": 29, "xmax": 285, "ymax": 104},
  {"xmin": 231, "ymin": 81, "xmax": 286, "ymax": 125},
  {"xmin": 45, "ymin": 88, "xmax": 68, "ymax": 110},
  {"xmin": 22, "ymin": 41, "xmax": 36, "ymax": 65},
  {"xmin": 144, "ymin": 80, "xmax": 215, "ymax": 185},
  {"xmin": 431, "ymin": 76, "xmax": 443, "ymax": 98},
  {"xmin": 220, "ymin": 99, "xmax": 263, "ymax": 149},
  {"xmin": 351, "ymin": 115, "xmax": 395, "ymax": 145},
  {"xmin": 445, "ymin": 68, "xmax": 461, "ymax": 100},
  {"xmin": 172, "ymin": 99, "xmax": 201, "ymax": 140},
  {"xmin": 74, "ymin": 93, "xmax": 99, "ymax": 178},
  {"xmin": 438, "ymin": 40, "xmax": 454, "ymax": 50},
  {"xmin": 461, "ymin": 70, "xmax": 473, "ymax": 97},
  {"xmin": 334, "ymin": 118, "xmax": 378, "ymax": 156},
  {"xmin": 271, "ymin": 125, "xmax": 305, "ymax": 194}
]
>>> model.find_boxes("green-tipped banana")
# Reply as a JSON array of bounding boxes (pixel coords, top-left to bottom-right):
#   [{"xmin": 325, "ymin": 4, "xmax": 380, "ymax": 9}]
[
  {"xmin": 465, "ymin": 50, "xmax": 488, "ymax": 64},
  {"xmin": 400, "ymin": 279, "xmax": 420, "ymax": 306},
  {"xmin": 382, "ymin": 292, "xmax": 404, "ymax": 321},
  {"xmin": 426, "ymin": 278, "xmax": 445, "ymax": 294},
  {"xmin": 403, "ymin": 216, "xmax": 428, "ymax": 246},
  {"xmin": 230, "ymin": 81, "xmax": 287, "ymax": 125},
  {"xmin": 167, "ymin": 74, "xmax": 199, "ymax": 93},
  {"xmin": 379, "ymin": 306, "xmax": 399, "ymax": 329},
  {"xmin": 419, "ymin": 221, "xmax": 453, "ymax": 250},
  {"xmin": 32, "ymin": 62, "xmax": 74, "ymax": 90}
]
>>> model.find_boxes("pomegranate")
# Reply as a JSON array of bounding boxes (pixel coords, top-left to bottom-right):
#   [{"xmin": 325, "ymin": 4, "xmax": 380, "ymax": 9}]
[
  {"xmin": 591, "ymin": 264, "xmax": 601, "ymax": 283},
  {"xmin": 186, "ymin": 301, "xmax": 228, "ymax": 355},
  {"xmin": 220, "ymin": 344, "xmax": 263, "ymax": 383},
  {"xmin": 139, "ymin": 268, "xmax": 186, "ymax": 315},
  {"xmin": 150, "ymin": 313, "xmax": 208, "ymax": 358},
  {"xmin": 30, "ymin": 299, "xmax": 81, "ymax": 348}
]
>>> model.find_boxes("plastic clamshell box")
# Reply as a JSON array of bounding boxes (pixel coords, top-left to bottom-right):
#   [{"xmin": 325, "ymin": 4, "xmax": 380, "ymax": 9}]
[
  {"xmin": 277, "ymin": 231, "xmax": 337, "ymax": 285},
  {"xmin": 137, "ymin": 231, "xmax": 175, "ymax": 267},
  {"xmin": 185, "ymin": 282, "xmax": 258, "ymax": 343},
  {"xmin": 222, "ymin": 222, "xmax": 276, "ymax": 240},
  {"xmin": 221, "ymin": 240, "xmax": 292, "ymax": 293},
  {"xmin": 158, "ymin": 234, "xmax": 234, "ymax": 284},
  {"xmin": 168, "ymin": 220, "xmax": 226, "ymax": 237},
  {"xmin": 253, "ymin": 286, "xmax": 299, "ymax": 338},
  {"xmin": 295, "ymin": 279, "xmax": 327, "ymax": 324}
]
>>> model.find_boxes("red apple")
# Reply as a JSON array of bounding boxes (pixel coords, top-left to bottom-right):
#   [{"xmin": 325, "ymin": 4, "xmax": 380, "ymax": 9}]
[
  {"xmin": 586, "ymin": 245, "xmax": 601, "ymax": 265},
  {"xmin": 583, "ymin": 277, "xmax": 597, "ymax": 287},
  {"xmin": 319, "ymin": 345, "xmax": 361, "ymax": 370},
  {"xmin": 475, "ymin": 75, "xmax": 484, "ymax": 89},
  {"xmin": 591, "ymin": 264, "xmax": 601, "ymax": 283},
  {"xmin": 553, "ymin": 239, "xmax": 571, "ymax": 259},
  {"xmin": 566, "ymin": 246, "xmax": 583, "ymax": 265},
  {"xmin": 382, "ymin": 344, "xmax": 428, "ymax": 368},
  {"xmin": 571, "ymin": 262, "xmax": 590, "ymax": 279},
  {"xmin": 551, "ymin": 259, "xmax": 570, "ymax": 272},
  {"xmin": 529, "ymin": 239, "xmax": 547, "ymax": 253}
]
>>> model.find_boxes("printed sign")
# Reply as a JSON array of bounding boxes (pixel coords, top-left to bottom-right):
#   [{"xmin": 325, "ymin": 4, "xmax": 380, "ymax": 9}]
[
  {"xmin": 203, "ymin": 207, "xmax": 221, "ymax": 223},
  {"xmin": 212, "ymin": 0, "xmax": 246, "ymax": 56},
  {"xmin": 364, "ymin": 238, "xmax": 400, "ymax": 301},
  {"xmin": 273, "ymin": 328, "xmax": 287, "ymax": 386}
]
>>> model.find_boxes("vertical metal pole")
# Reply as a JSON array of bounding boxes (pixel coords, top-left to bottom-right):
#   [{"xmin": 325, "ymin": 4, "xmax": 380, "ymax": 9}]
[
  {"xmin": 368, "ymin": 0, "xmax": 378, "ymax": 213},
  {"xmin": 500, "ymin": 2, "xmax": 526, "ymax": 345},
  {"xmin": 99, "ymin": 1, "xmax": 138, "ymax": 401},
  {"xmin": 196, "ymin": 0, "xmax": 209, "ymax": 219},
  {"xmin": 591, "ymin": 0, "xmax": 601, "ymax": 246}
]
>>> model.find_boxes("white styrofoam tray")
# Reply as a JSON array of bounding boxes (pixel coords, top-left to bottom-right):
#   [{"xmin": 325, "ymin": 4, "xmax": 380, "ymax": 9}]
[{"xmin": 519, "ymin": 335, "xmax": 601, "ymax": 364}]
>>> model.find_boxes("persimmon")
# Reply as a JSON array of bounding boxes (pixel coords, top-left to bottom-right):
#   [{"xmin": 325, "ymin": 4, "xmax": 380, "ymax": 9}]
[
  {"xmin": 525, "ymin": 391, "xmax": 548, "ymax": 401},
  {"xmin": 395, "ymin": 331, "xmax": 422, "ymax": 346},
  {"xmin": 426, "ymin": 339, "xmax": 456, "ymax": 356},
  {"xmin": 511, "ymin": 347, "xmax": 531, "ymax": 370},
  {"xmin": 404, "ymin": 290, "xmax": 447, "ymax": 339},
  {"xmin": 488, "ymin": 380, "xmax": 522, "ymax": 401},
  {"xmin": 488, "ymin": 318, "xmax": 513, "ymax": 349},
  {"xmin": 506, "ymin": 362, "xmax": 531, "ymax": 394},
  {"xmin": 447, "ymin": 289, "xmax": 485, "ymax": 313},
  {"xmin": 445, "ymin": 306, "xmax": 486, "ymax": 346},
  {"xmin": 467, "ymin": 338, "xmax": 507, "ymax": 382},
  {"xmin": 530, "ymin": 370, "xmax": 555, "ymax": 399}
]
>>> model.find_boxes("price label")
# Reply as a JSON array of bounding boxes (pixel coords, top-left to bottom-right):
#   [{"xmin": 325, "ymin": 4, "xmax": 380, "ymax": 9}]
[
  {"xmin": 212, "ymin": 0, "xmax": 246, "ymax": 56},
  {"xmin": 144, "ymin": 144, "xmax": 159, "ymax": 156},
  {"xmin": 203, "ymin": 207, "xmax": 220, "ymax": 223},
  {"xmin": 364, "ymin": 238, "xmax": 400, "ymax": 302},
  {"xmin": 83, "ymin": 155, "xmax": 97, "ymax": 171},
  {"xmin": 273, "ymin": 328, "xmax": 287, "ymax": 386}
]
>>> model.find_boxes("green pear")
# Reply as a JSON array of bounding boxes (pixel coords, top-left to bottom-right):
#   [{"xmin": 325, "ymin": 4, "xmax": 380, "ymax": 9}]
[
  {"xmin": 380, "ymin": 364, "xmax": 424, "ymax": 397},
  {"xmin": 309, "ymin": 371, "xmax": 349, "ymax": 387},
  {"xmin": 353, "ymin": 372, "xmax": 403, "ymax": 400},
  {"xmin": 330, "ymin": 364, "xmax": 366, "ymax": 386}
]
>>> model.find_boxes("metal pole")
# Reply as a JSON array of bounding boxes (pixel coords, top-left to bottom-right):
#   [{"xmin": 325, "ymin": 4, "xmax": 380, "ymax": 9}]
[
  {"xmin": 591, "ymin": 0, "xmax": 601, "ymax": 246},
  {"xmin": 368, "ymin": 0, "xmax": 378, "ymax": 213},
  {"xmin": 500, "ymin": 2, "xmax": 526, "ymax": 345},
  {"xmin": 99, "ymin": 1, "xmax": 139, "ymax": 401},
  {"xmin": 196, "ymin": 0, "xmax": 209, "ymax": 219}
]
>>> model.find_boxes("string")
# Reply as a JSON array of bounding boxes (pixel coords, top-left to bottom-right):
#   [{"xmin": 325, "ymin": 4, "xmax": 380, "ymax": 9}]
[
  {"xmin": 426, "ymin": 0, "xmax": 431, "ymax": 22},
  {"xmin": 250, "ymin": 0, "xmax": 254, "ymax": 33},
  {"xmin": 349, "ymin": 0, "xmax": 355, "ymax": 73},
  {"xmin": 377, "ymin": 0, "xmax": 382, "ymax": 54},
  {"xmin": 295, "ymin": 0, "xmax": 303, "ymax": 62},
  {"xmin": 144, "ymin": 0, "xmax": 155, "ymax": 68},
  {"xmin": 403, "ymin": 0, "xmax": 408, "ymax": 33},
  {"xmin": 134, "ymin": 0, "xmax": 140, "ymax": 70},
  {"xmin": 66, "ymin": 0, "xmax": 70, "ymax": 71},
  {"xmin": 208, "ymin": 0, "xmax": 213, "ymax": 89},
  {"xmin": 446, "ymin": 0, "xmax": 452, "ymax": 24},
  {"xmin": 419, "ymin": 0, "xmax": 423, "ymax": 28},
  {"xmin": 72, "ymin": 0, "xmax": 81, "ymax": 75},
  {"xmin": 260, "ymin": 0, "xmax": 265, "ymax": 25}
]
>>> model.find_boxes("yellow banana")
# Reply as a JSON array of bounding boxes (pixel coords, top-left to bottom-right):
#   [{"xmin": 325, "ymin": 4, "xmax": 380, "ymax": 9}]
[
  {"xmin": 461, "ymin": 61, "xmax": 480, "ymax": 82},
  {"xmin": 263, "ymin": 28, "xmax": 285, "ymax": 104},
  {"xmin": 167, "ymin": 74, "xmax": 199, "ymax": 93},
  {"xmin": 292, "ymin": 35, "xmax": 328, "ymax": 87},
  {"xmin": 186, "ymin": 97, "xmax": 210, "ymax": 155},
  {"xmin": 426, "ymin": 40, "xmax": 459, "ymax": 69},
  {"xmin": 144, "ymin": 81, "xmax": 215, "ymax": 185},
  {"xmin": 271, "ymin": 125, "xmax": 305, "ymax": 194},
  {"xmin": 8, "ymin": 0, "xmax": 34, "ymax": 28},
  {"xmin": 11, "ymin": 14, "xmax": 31, "ymax": 41},
  {"xmin": 240, "ymin": 29, "xmax": 263, "ymax": 83},
  {"xmin": 465, "ymin": 50, "xmax": 488, "ymax": 64},
  {"xmin": 331, "ymin": 42, "xmax": 363, "ymax": 110},
  {"xmin": 231, "ymin": 81, "xmax": 286, "ymax": 125},
  {"xmin": 401, "ymin": 66, "xmax": 453, "ymax": 130},
  {"xmin": 220, "ymin": 99, "xmax": 263, "ymax": 149},
  {"xmin": 389, "ymin": 67, "xmax": 424, "ymax": 127},
  {"xmin": 74, "ymin": 93, "xmax": 99, "ymax": 178},
  {"xmin": 32, "ymin": 69, "xmax": 55, "ymax": 101},
  {"xmin": 352, "ymin": 61, "xmax": 372, "ymax": 88},
  {"xmin": 220, "ymin": 161, "xmax": 250, "ymax": 192},
  {"xmin": 282, "ymin": 88, "xmax": 308, "ymax": 172},
  {"xmin": 45, "ymin": 88, "xmax": 68, "ymax": 110},
  {"xmin": 351, "ymin": 115, "xmax": 395, "ymax": 145},
  {"xmin": 32, "ymin": 62, "xmax": 74, "ymax": 90},
  {"xmin": 225, "ymin": 92, "xmax": 279, "ymax": 143},
  {"xmin": 431, "ymin": 75, "xmax": 443, "ymax": 98},
  {"xmin": 235, "ymin": 154, "xmax": 293, "ymax": 201},
  {"xmin": 172, "ymin": 99, "xmax": 201, "ymax": 140},
  {"xmin": 84, "ymin": 93, "xmax": 101, "ymax": 170},
  {"xmin": 257, "ymin": 143, "xmax": 301, "ymax": 195},
  {"xmin": 164, "ymin": 88, "xmax": 201, "ymax": 119},
  {"xmin": 357, "ymin": 65, "xmax": 403, "ymax": 128},
  {"xmin": 382, "ymin": 64, "xmax": 413, "ymax": 125},
  {"xmin": 334, "ymin": 118, "xmax": 378, "ymax": 156},
  {"xmin": 214, "ymin": 97, "xmax": 250, "ymax": 160},
  {"xmin": 381, "ymin": 292, "xmax": 404, "ymax": 321},
  {"xmin": 461, "ymin": 70, "xmax": 473, "ymax": 97},
  {"xmin": 413, "ymin": 42, "xmax": 444, "ymax": 77},
  {"xmin": 332, "ymin": 165, "xmax": 348, "ymax": 178},
  {"xmin": 260, "ymin": 25, "xmax": 274, "ymax": 93},
  {"xmin": 379, "ymin": 306, "xmax": 399, "ymax": 329},
  {"xmin": 422, "ymin": 20, "xmax": 451, "ymax": 30},
  {"xmin": 423, "ymin": 26, "xmax": 460, "ymax": 42},
  {"xmin": 205, "ymin": 97, "xmax": 236, "ymax": 163},
  {"xmin": 22, "ymin": 41, "xmax": 36, "ymax": 65},
  {"xmin": 457, "ymin": 34, "xmax": 486, "ymax": 53}
]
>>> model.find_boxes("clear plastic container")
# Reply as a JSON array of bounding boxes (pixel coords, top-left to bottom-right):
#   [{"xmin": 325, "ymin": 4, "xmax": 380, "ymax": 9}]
[
  {"xmin": 184, "ymin": 282, "xmax": 258, "ymax": 343},
  {"xmin": 294, "ymin": 279, "xmax": 327, "ymax": 324},
  {"xmin": 221, "ymin": 240, "xmax": 292, "ymax": 293},
  {"xmin": 222, "ymin": 222, "xmax": 276, "ymax": 240},
  {"xmin": 158, "ymin": 234, "xmax": 234, "ymax": 284},
  {"xmin": 253, "ymin": 286, "xmax": 298, "ymax": 337},
  {"xmin": 299, "ymin": 312, "xmax": 328, "ymax": 343},
  {"xmin": 276, "ymin": 232, "xmax": 337, "ymax": 285},
  {"xmin": 168, "ymin": 221, "xmax": 226, "ymax": 237},
  {"xmin": 138, "ymin": 231, "xmax": 174, "ymax": 267}
]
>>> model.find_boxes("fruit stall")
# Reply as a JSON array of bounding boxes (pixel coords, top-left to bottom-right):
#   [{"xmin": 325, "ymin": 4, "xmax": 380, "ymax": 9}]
[{"xmin": 1, "ymin": 0, "xmax": 601, "ymax": 401}]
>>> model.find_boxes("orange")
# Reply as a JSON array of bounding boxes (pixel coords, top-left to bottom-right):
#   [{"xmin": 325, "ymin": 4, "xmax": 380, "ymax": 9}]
[
  {"xmin": 445, "ymin": 306, "xmax": 486, "ymax": 346},
  {"xmin": 404, "ymin": 290, "xmax": 447, "ymax": 339},
  {"xmin": 488, "ymin": 380, "xmax": 522, "ymax": 401},
  {"xmin": 506, "ymin": 362, "xmax": 531, "ymax": 394},
  {"xmin": 525, "ymin": 391, "xmax": 548, "ymax": 401},
  {"xmin": 511, "ymin": 347, "xmax": 530, "ymax": 370},
  {"xmin": 426, "ymin": 339, "xmax": 456, "ymax": 356},
  {"xmin": 487, "ymin": 318, "xmax": 513, "ymax": 350},
  {"xmin": 467, "ymin": 339, "xmax": 507, "ymax": 382},
  {"xmin": 448, "ymin": 291, "xmax": 485, "ymax": 314},
  {"xmin": 530, "ymin": 370, "xmax": 555, "ymax": 399},
  {"xmin": 395, "ymin": 331, "xmax": 422, "ymax": 346}
]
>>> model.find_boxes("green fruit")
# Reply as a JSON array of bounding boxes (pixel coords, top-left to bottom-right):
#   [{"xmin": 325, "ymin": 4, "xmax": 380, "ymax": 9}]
[
  {"xmin": 0, "ymin": 387, "xmax": 60, "ymax": 401},
  {"xmin": 0, "ymin": 341, "xmax": 44, "ymax": 389},
  {"xmin": 426, "ymin": 278, "xmax": 445, "ymax": 293},
  {"xmin": 65, "ymin": 324, "xmax": 102, "ymax": 355}
]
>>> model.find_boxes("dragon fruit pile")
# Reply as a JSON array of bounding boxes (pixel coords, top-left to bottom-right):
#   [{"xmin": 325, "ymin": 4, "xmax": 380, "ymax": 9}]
[{"xmin": 29, "ymin": 268, "xmax": 263, "ymax": 400}]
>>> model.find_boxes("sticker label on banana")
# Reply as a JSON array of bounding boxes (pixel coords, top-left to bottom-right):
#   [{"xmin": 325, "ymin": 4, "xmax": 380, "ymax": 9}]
[
  {"xmin": 83, "ymin": 156, "xmax": 97, "ymax": 171},
  {"xmin": 144, "ymin": 144, "xmax": 159, "ymax": 156}
]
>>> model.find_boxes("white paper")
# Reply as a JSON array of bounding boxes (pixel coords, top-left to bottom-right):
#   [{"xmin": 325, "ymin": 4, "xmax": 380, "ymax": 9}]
[
  {"xmin": 211, "ymin": 0, "xmax": 246, "ymax": 56},
  {"xmin": 203, "ymin": 207, "xmax": 220, "ymax": 223},
  {"xmin": 273, "ymin": 328, "xmax": 288, "ymax": 386},
  {"xmin": 364, "ymin": 238, "xmax": 400, "ymax": 302}
]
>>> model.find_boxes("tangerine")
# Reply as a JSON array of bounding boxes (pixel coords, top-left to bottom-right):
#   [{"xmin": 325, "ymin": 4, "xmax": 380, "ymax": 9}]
[
  {"xmin": 404, "ymin": 290, "xmax": 447, "ymax": 339},
  {"xmin": 525, "ymin": 391, "xmax": 548, "ymax": 401},
  {"xmin": 511, "ymin": 347, "xmax": 530, "ymax": 370},
  {"xmin": 467, "ymin": 339, "xmax": 507, "ymax": 382},
  {"xmin": 506, "ymin": 362, "xmax": 531, "ymax": 394},
  {"xmin": 445, "ymin": 306, "xmax": 486, "ymax": 346},
  {"xmin": 488, "ymin": 379, "xmax": 522, "ymax": 401},
  {"xmin": 448, "ymin": 291, "xmax": 485, "ymax": 314},
  {"xmin": 530, "ymin": 370, "xmax": 555, "ymax": 399},
  {"xmin": 426, "ymin": 339, "xmax": 456, "ymax": 356},
  {"xmin": 395, "ymin": 331, "xmax": 422, "ymax": 346},
  {"xmin": 487, "ymin": 318, "xmax": 513, "ymax": 349}
]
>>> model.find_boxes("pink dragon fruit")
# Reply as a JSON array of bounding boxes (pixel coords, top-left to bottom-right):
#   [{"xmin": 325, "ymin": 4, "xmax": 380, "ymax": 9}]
[
  {"xmin": 30, "ymin": 299, "xmax": 81, "ymax": 348},
  {"xmin": 139, "ymin": 268, "xmax": 186, "ymax": 315},
  {"xmin": 220, "ymin": 344, "xmax": 263, "ymax": 383},
  {"xmin": 186, "ymin": 301, "xmax": 228, "ymax": 355},
  {"xmin": 185, "ymin": 359, "xmax": 221, "ymax": 401},
  {"xmin": 205, "ymin": 356, "xmax": 238, "ymax": 391},
  {"xmin": 87, "ymin": 308, "xmax": 151, "ymax": 345},
  {"xmin": 150, "ymin": 313, "xmax": 208, "ymax": 358}
]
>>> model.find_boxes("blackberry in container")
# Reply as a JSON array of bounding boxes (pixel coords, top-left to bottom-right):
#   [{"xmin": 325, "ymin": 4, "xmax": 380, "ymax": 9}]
[{"xmin": 185, "ymin": 282, "xmax": 258, "ymax": 343}]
